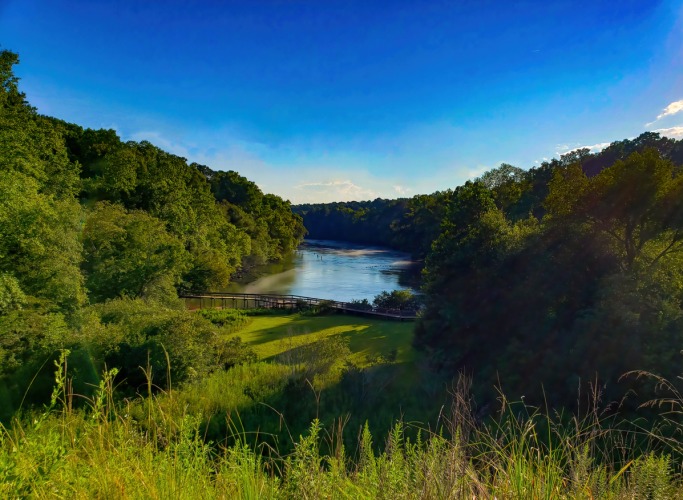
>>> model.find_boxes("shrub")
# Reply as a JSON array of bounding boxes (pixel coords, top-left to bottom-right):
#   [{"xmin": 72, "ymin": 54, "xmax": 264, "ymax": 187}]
[
  {"xmin": 93, "ymin": 298, "xmax": 231, "ymax": 391},
  {"xmin": 348, "ymin": 298, "xmax": 373, "ymax": 311},
  {"xmin": 218, "ymin": 336, "xmax": 258, "ymax": 368},
  {"xmin": 197, "ymin": 308, "xmax": 250, "ymax": 332},
  {"xmin": 372, "ymin": 290, "xmax": 419, "ymax": 310}
]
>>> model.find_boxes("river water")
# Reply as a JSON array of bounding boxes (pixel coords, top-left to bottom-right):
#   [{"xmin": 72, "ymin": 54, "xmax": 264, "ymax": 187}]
[{"xmin": 225, "ymin": 239, "xmax": 421, "ymax": 302}]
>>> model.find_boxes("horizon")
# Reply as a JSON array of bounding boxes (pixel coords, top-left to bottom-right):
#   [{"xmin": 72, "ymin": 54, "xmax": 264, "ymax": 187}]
[{"xmin": 1, "ymin": 0, "xmax": 682, "ymax": 203}]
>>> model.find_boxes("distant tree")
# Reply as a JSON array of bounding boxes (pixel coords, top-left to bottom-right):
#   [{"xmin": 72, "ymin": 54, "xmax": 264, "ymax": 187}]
[
  {"xmin": 477, "ymin": 163, "xmax": 529, "ymax": 214},
  {"xmin": 373, "ymin": 290, "xmax": 419, "ymax": 310},
  {"xmin": 477, "ymin": 163, "xmax": 525, "ymax": 189},
  {"xmin": 348, "ymin": 298, "xmax": 373, "ymax": 311},
  {"xmin": 0, "ymin": 50, "xmax": 28, "ymax": 109}
]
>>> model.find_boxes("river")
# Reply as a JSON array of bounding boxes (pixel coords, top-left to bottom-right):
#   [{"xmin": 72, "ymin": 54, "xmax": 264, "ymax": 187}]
[{"xmin": 225, "ymin": 239, "xmax": 421, "ymax": 302}]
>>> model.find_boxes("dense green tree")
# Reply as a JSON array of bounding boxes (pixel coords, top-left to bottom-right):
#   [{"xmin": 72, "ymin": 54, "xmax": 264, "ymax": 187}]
[
  {"xmin": 0, "ymin": 50, "xmax": 27, "ymax": 109},
  {"xmin": 476, "ymin": 163, "xmax": 529, "ymax": 215},
  {"xmin": 372, "ymin": 290, "xmax": 419, "ymax": 310},
  {"xmin": 82, "ymin": 202, "xmax": 190, "ymax": 303},
  {"xmin": 0, "ymin": 171, "xmax": 85, "ymax": 310},
  {"xmin": 546, "ymin": 149, "xmax": 683, "ymax": 270},
  {"xmin": 208, "ymin": 169, "xmax": 264, "ymax": 212},
  {"xmin": 417, "ymin": 149, "xmax": 683, "ymax": 411},
  {"xmin": 0, "ymin": 49, "xmax": 309, "ymax": 416}
]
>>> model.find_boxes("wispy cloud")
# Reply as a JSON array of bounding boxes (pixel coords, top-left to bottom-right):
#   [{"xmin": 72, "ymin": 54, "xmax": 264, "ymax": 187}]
[
  {"xmin": 296, "ymin": 180, "xmax": 378, "ymax": 202},
  {"xmin": 646, "ymin": 99, "xmax": 683, "ymax": 126},
  {"xmin": 467, "ymin": 166, "xmax": 489, "ymax": 179},
  {"xmin": 556, "ymin": 142, "xmax": 610, "ymax": 156},
  {"xmin": 654, "ymin": 126, "xmax": 683, "ymax": 139},
  {"xmin": 393, "ymin": 185, "xmax": 411, "ymax": 196},
  {"xmin": 655, "ymin": 100, "xmax": 683, "ymax": 121}
]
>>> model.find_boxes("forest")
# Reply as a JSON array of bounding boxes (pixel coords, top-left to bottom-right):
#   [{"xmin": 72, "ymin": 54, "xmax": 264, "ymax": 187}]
[
  {"xmin": 298, "ymin": 132, "xmax": 683, "ymax": 414},
  {"xmin": 0, "ymin": 50, "xmax": 305, "ymax": 417},
  {"xmin": 3, "ymin": 47, "xmax": 683, "ymax": 496}
]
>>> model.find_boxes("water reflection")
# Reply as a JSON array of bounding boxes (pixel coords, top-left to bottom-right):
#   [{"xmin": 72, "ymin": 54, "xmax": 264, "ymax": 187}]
[{"xmin": 226, "ymin": 239, "xmax": 420, "ymax": 302}]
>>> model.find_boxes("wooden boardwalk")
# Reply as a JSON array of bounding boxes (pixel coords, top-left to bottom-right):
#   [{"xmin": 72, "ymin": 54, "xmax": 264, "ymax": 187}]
[{"xmin": 180, "ymin": 292, "xmax": 418, "ymax": 320}]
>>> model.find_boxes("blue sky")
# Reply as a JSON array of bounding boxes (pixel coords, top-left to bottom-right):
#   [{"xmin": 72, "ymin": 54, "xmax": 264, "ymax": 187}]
[{"xmin": 2, "ymin": 0, "xmax": 682, "ymax": 203}]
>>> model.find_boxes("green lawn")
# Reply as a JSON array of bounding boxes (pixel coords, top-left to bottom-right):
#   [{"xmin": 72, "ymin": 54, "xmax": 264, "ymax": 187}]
[
  {"xmin": 177, "ymin": 311, "xmax": 437, "ymax": 442},
  {"xmin": 232, "ymin": 313, "xmax": 417, "ymax": 367}
]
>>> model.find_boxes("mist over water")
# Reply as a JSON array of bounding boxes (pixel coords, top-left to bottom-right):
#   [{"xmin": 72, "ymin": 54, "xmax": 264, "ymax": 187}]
[{"xmin": 226, "ymin": 239, "xmax": 420, "ymax": 302}]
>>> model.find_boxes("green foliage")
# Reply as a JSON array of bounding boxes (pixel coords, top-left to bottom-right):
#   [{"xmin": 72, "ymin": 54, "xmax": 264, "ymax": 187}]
[
  {"xmin": 82, "ymin": 202, "xmax": 190, "ymax": 303},
  {"xmin": 0, "ymin": 48, "xmax": 309, "ymax": 358},
  {"xmin": 2, "ymin": 311, "xmax": 683, "ymax": 497},
  {"xmin": 197, "ymin": 308, "xmax": 250, "ymax": 330},
  {"xmin": 418, "ymin": 148, "xmax": 683, "ymax": 412},
  {"xmin": 93, "ymin": 298, "xmax": 231, "ymax": 389},
  {"xmin": 0, "ymin": 304, "xmax": 75, "ymax": 421},
  {"xmin": 349, "ymin": 298, "xmax": 373, "ymax": 311},
  {"xmin": 372, "ymin": 290, "xmax": 420, "ymax": 310},
  {"xmin": 628, "ymin": 454, "xmax": 677, "ymax": 499},
  {"xmin": 294, "ymin": 199, "xmax": 403, "ymax": 249},
  {"xmin": 218, "ymin": 336, "xmax": 258, "ymax": 368},
  {"xmin": 0, "ymin": 274, "xmax": 26, "ymax": 314},
  {"xmin": 0, "ymin": 306, "xmax": 70, "ymax": 377},
  {"xmin": 208, "ymin": 169, "xmax": 306, "ymax": 263},
  {"xmin": 0, "ymin": 50, "xmax": 26, "ymax": 109},
  {"xmin": 546, "ymin": 149, "xmax": 683, "ymax": 270},
  {"xmin": 0, "ymin": 171, "xmax": 85, "ymax": 311},
  {"xmin": 0, "ymin": 50, "xmax": 302, "ymax": 306}
]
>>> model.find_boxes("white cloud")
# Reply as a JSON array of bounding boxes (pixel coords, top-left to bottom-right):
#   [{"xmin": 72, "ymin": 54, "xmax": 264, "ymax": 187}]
[
  {"xmin": 393, "ymin": 185, "xmax": 411, "ymax": 196},
  {"xmin": 654, "ymin": 126, "xmax": 683, "ymax": 139},
  {"xmin": 467, "ymin": 166, "xmax": 489, "ymax": 179},
  {"xmin": 655, "ymin": 100, "xmax": 683, "ymax": 121},
  {"xmin": 557, "ymin": 142, "xmax": 610, "ymax": 156},
  {"xmin": 295, "ymin": 180, "xmax": 379, "ymax": 203},
  {"xmin": 585, "ymin": 142, "xmax": 610, "ymax": 152}
]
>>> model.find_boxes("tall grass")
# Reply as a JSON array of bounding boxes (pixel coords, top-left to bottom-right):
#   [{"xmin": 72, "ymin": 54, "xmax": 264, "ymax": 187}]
[{"xmin": 1, "ymin": 354, "xmax": 681, "ymax": 498}]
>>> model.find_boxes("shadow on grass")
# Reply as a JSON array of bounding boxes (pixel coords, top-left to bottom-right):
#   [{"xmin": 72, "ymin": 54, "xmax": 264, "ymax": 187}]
[
  {"xmin": 239, "ymin": 313, "xmax": 415, "ymax": 362},
  {"xmin": 203, "ymin": 354, "xmax": 450, "ymax": 457}
]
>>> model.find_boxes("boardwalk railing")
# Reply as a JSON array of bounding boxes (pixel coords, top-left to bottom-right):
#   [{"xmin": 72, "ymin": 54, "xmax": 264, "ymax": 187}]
[{"xmin": 180, "ymin": 292, "xmax": 419, "ymax": 320}]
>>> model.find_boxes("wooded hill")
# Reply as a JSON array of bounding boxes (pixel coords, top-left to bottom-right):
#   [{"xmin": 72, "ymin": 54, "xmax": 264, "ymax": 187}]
[
  {"xmin": 1, "ymin": 50, "xmax": 305, "ymax": 307},
  {"xmin": 297, "ymin": 133, "xmax": 683, "ymax": 412},
  {"xmin": 0, "ymin": 50, "xmax": 304, "ymax": 417}
]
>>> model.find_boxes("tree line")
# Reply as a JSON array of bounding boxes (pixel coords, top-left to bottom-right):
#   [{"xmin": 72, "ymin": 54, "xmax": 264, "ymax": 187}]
[{"xmin": 294, "ymin": 136, "xmax": 683, "ymax": 262}]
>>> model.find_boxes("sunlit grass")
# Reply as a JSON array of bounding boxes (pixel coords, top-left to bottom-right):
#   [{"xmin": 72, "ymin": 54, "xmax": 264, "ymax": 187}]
[{"xmin": 231, "ymin": 313, "xmax": 416, "ymax": 367}]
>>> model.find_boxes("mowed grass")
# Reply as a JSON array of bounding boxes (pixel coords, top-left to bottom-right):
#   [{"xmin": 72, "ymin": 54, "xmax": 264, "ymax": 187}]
[
  {"xmin": 173, "ymin": 312, "xmax": 434, "ymax": 427},
  {"xmin": 231, "ymin": 313, "xmax": 417, "ymax": 367}
]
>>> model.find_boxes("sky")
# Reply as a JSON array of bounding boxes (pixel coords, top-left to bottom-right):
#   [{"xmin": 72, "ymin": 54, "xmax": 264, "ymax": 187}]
[{"xmin": 1, "ymin": 0, "xmax": 682, "ymax": 203}]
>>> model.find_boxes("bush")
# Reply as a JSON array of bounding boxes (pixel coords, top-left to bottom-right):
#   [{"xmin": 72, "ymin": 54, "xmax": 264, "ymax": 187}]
[
  {"xmin": 348, "ymin": 298, "xmax": 373, "ymax": 311},
  {"xmin": 218, "ymin": 336, "xmax": 258, "ymax": 368},
  {"xmin": 197, "ymin": 308, "xmax": 250, "ymax": 332},
  {"xmin": 372, "ymin": 290, "xmax": 419, "ymax": 310},
  {"xmin": 93, "ymin": 298, "xmax": 232, "ymax": 391},
  {"xmin": 0, "ymin": 300, "xmax": 80, "ymax": 421},
  {"xmin": 300, "ymin": 300, "xmax": 337, "ymax": 316}
]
